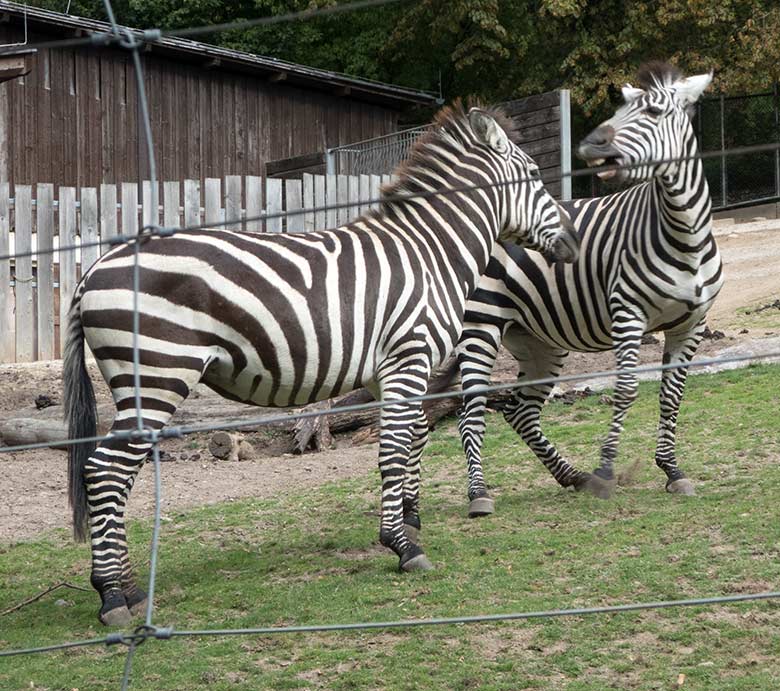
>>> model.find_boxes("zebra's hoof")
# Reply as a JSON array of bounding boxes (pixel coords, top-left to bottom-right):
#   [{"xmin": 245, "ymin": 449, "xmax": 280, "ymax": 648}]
[
  {"xmin": 584, "ymin": 475, "xmax": 617, "ymax": 500},
  {"xmin": 404, "ymin": 523, "xmax": 420, "ymax": 543},
  {"xmin": 128, "ymin": 597, "xmax": 148, "ymax": 617},
  {"xmin": 468, "ymin": 496, "xmax": 494, "ymax": 518},
  {"xmin": 572, "ymin": 473, "xmax": 593, "ymax": 492},
  {"xmin": 666, "ymin": 478, "xmax": 695, "ymax": 496},
  {"xmin": 401, "ymin": 554, "xmax": 434, "ymax": 572},
  {"xmin": 99, "ymin": 605, "xmax": 133, "ymax": 627}
]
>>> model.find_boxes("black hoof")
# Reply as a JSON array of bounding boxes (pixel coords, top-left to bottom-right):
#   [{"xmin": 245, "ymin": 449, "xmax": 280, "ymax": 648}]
[
  {"xmin": 468, "ymin": 496, "xmax": 495, "ymax": 517},
  {"xmin": 666, "ymin": 478, "xmax": 696, "ymax": 496},
  {"xmin": 571, "ymin": 472, "xmax": 593, "ymax": 492},
  {"xmin": 399, "ymin": 543, "xmax": 434, "ymax": 572},
  {"xmin": 99, "ymin": 604, "xmax": 132, "ymax": 627},
  {"xmin": 124, "ymin": 586, "xmax": 148, "ymax": 617},
  {"xmin": 584, "ymin": 474, "xmax": 617, "ymax": 500}
]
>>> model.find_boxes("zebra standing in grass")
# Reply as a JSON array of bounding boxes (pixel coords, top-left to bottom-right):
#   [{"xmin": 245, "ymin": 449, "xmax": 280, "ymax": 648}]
[
  {"xmin": 64, "ymin": 101, "xmax": 580, "ymax": 625},
  {"xmin": 452, "ymin": 63, "xmax": 722, "ymax": 516}
]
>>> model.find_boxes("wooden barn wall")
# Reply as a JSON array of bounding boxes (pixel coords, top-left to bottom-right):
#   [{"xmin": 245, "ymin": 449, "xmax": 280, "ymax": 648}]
[{"xmin": 0, "ymin": 25, "xmax": 399, "ymax": 188}]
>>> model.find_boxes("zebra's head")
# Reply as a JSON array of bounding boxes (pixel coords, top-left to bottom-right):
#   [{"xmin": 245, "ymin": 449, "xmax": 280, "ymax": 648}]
[
  {"xmin": 467, "ymin": 107, "xmax": 579, "ymax": 263},
  {"xmin": 578, "ymin": 62, "xmax": 713, "ymax": 184}
]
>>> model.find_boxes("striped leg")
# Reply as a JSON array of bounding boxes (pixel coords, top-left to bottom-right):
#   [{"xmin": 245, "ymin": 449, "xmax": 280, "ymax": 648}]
[
  {"xmin": 500, "ymin": 342, "xmax": 590, "ymax": 490},
  {"xmin": 376, "ymin": 365, "xmax": 433, "ymax": 572},
  {"xmin": 402, "ymin": 410, "xmax": 428, "ymax": 543},
  {"xmin": 588, "ymin": 331, "xmax": 643, "ymax": 498},
  {"xmin": 655, "ymin": 323, "xmax": 705, "ymax": 495},
  {"xmin": 456, "ymin": 324, "xmax": 502, "ymax": 517},
  {"xmin": 86, "ymin": 361, "xmax": 205, "ymax": 625}
]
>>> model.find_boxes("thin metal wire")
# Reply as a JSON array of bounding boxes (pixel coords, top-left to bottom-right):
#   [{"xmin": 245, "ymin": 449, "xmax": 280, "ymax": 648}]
[
  {"xmin": 144, "ymin": 441, "xmax": 163, "ymax": 627},
  {"xmin": 1, "ymin": 140, "xmax": 779, "ymax": 265},
  {"xmin": 0, "ymin": 637, "xmax": 111, "ymax": 657},
  {"xmin": 0, "ymin": 348, "xmax": 778, "ymax": 455}
]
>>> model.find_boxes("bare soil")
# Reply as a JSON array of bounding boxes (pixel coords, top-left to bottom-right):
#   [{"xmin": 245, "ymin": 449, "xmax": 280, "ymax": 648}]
[{"xmin": 1, "ymin": 222, "xmax": 779, "ymax": 544}]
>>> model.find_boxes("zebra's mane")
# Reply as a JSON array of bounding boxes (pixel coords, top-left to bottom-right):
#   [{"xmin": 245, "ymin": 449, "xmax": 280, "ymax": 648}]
[
  {"xmin": 378, "ymin": 99, "xmax": 519, "ymax": 208},
  {"xmin": 636, "ymin": 61, "xmax": 683, "ymax": 90}
]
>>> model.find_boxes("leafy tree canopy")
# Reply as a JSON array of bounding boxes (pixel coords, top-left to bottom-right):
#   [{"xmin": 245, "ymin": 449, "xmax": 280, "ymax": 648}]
[{"xmin": 30, "ymin": 0, "xmax": 780, "ymax": 119}]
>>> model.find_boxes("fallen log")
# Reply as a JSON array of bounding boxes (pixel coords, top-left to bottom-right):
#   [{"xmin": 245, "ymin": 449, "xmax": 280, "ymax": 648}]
[
  {"xmin": 0, "ymin": 418, "xmax": 71, "ymax": 450},
  {"xmin": 208, "ymin": 431, "xmax": 255, "ymax": 461}
]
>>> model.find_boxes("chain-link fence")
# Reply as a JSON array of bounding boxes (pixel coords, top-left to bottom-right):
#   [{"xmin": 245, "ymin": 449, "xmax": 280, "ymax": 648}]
[
  {"xmin": 572, "ymin": 85, "xmax": 780, "ymax": 210},
  {"xmin": 326, "ymin": 125, "xmax": 432, "ymax": 175}
]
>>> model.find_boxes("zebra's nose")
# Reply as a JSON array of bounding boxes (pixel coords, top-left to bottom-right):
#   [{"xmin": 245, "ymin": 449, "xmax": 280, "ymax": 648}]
[{"xmin": 582, "ymin": 125, "xmax": 615, "ymax": 148}]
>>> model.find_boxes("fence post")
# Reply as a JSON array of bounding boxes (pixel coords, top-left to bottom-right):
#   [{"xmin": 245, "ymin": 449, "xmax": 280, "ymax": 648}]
[
  {"xmin": 325, "ymin": 148, "xmax": 336, "ymax": 175},
  {"xmin": 302, "ymin": 173, "xmax": 315, "ymax": 232},
  {"xmin": 14, "ymin": 185, "xmax": 34, "ymax": 362},
  {"xmin": 245, "ymin": 175, "xmax": 263, "ymax": 232},
  {"xmin": 0, "ymin": 183, "xmax": 12, "ymax": 362},
  {"xmin": 285, "ymin": 179, "xmax": 303, "ymax": 233},
  {"xmin": 163, "ymin": 181, "xmax": 180, "ymax": 228},
  {"xmin": 121, "ymin": 182, "xmax": 139, "ymax": 236},
  {"xmin": 559, "ymin": 89, "xmax": 572, "ymax": 201},
  {"xmin": 36, "ymin": 183, "xmax": 55, "ymax": 361},
  {"xmin": 337, "ymin": 174, "xmax": 350, "ymax": 227},
  {"xmin": 183, "ymin": 179, "xmax": 201, "ymax": 228},
  {"xmin": 100, "ymin": 184, "xmax": 118, "ymax": 252},
  {"xmin": 205, "ymin": 178, "xmax": 222, "ymax": 226},
  {"xmin": 720, "ymin": 94, "xmax": 727, "ymax": 208},
  {"xmin": 314, "ymin": 174, "xmax": 326, "ymax": 231},
  {"xmin": 265, "ymin": 178, "xmax": 283, "ymax": 232},
  {"xmin": 774, "ymin": 82, "xmax": 780, "ymax": 201},
  {"xmin": 80, "ymin": 188, "xmax": 100, "ymax": 275},
  {"xmin": 225, "ymin": 175, "xmax": 242, "ymax": 230},
  {"xmin": 59, "ymin": 187, "xmax": 78, "ymax": 355},
  {"xmin": 142, "ymin": 180, "xmax": 158, "ymax": 229}
]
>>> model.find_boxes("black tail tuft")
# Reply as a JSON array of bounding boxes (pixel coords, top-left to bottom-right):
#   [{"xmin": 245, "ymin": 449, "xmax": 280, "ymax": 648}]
[{"xmin": 63, "ymin": 296, "xmax": 97, "ymax": 542}]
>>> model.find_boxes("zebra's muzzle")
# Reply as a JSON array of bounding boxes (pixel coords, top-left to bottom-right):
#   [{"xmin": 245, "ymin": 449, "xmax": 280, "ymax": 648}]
[{"xmin": 549, "ymin": 229, "xmax": 579, "ymax": 263}]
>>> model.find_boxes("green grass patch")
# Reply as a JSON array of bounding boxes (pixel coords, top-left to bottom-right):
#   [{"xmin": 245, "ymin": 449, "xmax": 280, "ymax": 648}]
[{"xmin": 2, "ymin": 365, "xmax": 780, "ymax": 690}]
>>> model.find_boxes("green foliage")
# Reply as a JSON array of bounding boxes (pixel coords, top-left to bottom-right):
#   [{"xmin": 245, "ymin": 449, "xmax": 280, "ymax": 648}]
[{"xmin": 26, "ymin": 1, "xmax": 780, "ymax": 121}]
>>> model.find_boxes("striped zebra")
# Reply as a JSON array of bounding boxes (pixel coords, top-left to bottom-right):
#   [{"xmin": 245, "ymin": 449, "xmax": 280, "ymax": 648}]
[
  {"xmin": 453, "ymin": 62, "xmax": 722, "ymax": 516},
  {"xmin": 64, "ymin": 102, "xmax": 580, "ymax": 625}
]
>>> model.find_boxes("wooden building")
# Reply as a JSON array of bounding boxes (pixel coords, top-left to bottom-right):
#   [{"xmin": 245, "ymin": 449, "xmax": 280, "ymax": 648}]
[{"xmin": 0, "ymin": 1, "xmax": 438, "ymax": 188}]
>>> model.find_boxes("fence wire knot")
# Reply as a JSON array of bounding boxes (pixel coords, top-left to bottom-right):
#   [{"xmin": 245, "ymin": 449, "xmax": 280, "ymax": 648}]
[{"xmin": 106, "ymin": 625, "xmax": 173, "ymax": 649}]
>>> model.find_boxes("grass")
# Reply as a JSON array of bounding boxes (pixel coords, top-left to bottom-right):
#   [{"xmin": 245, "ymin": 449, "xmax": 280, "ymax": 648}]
[{"xmin": 2, "ymin": 364, "xmax": 780, "ymax": 690}]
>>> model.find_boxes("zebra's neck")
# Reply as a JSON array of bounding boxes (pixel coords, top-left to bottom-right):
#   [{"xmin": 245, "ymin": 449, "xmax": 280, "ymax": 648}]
[{"xmin": 654, "ymin": 133, "xmax": 712, "ymax": 242}]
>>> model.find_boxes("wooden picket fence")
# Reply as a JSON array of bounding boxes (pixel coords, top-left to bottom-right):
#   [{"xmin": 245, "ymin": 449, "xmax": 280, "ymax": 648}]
[{"xmin": 0, "ymin": 173, "xmax": 393, "ymax": 364}]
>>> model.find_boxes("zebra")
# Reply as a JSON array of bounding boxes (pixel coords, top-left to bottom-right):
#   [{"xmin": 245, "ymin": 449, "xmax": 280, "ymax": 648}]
[
  {"xmin": 63, "ymin": 101, "xmax": 580, "ymax": 625},
  {"xmin": 451, "ymin": 62, "xmax": 722, "ymax": 516}
]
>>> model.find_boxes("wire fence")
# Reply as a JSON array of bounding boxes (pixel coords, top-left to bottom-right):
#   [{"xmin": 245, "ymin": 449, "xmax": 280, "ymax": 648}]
[{"xmin": 1, "ymin": 3, "xmax": 780, "ymax": 688}]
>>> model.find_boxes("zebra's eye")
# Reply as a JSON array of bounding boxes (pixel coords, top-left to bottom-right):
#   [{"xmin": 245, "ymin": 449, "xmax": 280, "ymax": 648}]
[
  {"xmin": 645, "ymin": 105, "xmax": 664, "ymax": 117},
  {"xmin": 529, "ymin": 167, "xmax": 541, "ymax": 180}
]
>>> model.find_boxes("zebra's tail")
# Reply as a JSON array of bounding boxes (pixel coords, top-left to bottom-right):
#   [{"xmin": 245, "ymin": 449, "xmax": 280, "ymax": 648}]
[{"xmin": 63, "ymin": 290, "xmax": 97, "ymax": 543}]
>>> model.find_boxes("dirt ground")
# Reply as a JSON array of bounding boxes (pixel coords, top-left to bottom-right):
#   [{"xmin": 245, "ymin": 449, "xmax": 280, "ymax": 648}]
[{"xmin": 1, "ymin": 222, "xmax": 779, "ymax": 544}]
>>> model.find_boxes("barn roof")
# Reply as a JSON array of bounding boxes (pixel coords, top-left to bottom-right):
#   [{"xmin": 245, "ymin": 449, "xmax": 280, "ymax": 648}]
[{"xmin": 0, "ymin": 1, "xmax": 440, "ymax": 109}]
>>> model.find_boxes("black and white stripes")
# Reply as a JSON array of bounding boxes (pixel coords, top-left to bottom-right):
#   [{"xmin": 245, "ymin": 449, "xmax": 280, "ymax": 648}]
[
  {"xmin": 64, "ymin": 101, "xmax": 577, "ymax": 625},
  {"xmin": 455, "ymin": 63, "xmax": 723, "ymax": 514}
]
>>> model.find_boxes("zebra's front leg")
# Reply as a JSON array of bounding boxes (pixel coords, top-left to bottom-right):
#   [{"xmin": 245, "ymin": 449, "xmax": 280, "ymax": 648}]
[
  {"xmin": 402, "ymin": 411, "xmax": 428, "ymax": 543},
  {"xmin": 456, "ymin": 325, "xmax": 502, "ymax": 517},
  {"xmin": 655, "ymin": 324, "xmax": 706, "ymax": 495},
  {"xmin": 377, "ymin": 374, "xmax": 433, "ymax": 572},
  {"xmin": 587, "ymin": 333, "xmax": 642, "ymax": 499}
]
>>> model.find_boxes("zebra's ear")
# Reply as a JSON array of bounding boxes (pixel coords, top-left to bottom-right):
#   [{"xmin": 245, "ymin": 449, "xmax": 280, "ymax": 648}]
[
  {"xmin": 672, "ymin": 72, "xmax": 713, "ymax": 106},
  {"xmin": 469, "ymin": 109, "xmax": 509, "ymax": 154},
  {"xmin": 621, "ymin": 84, "xmax": 644, "ymax": 103}
]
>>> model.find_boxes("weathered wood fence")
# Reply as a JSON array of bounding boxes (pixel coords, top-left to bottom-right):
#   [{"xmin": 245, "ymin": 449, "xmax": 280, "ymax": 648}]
[{"xmin": 0, "ymin": 173, "xmax": 393, "ymax": 364}]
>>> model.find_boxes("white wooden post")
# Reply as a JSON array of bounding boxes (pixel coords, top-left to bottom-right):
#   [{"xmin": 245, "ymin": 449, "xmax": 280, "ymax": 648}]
[
  {"xmin": 559, "ymin": 89, "xmax": 572, "ymax": 201},
  {"xmin": 80, "ymin": 188, "xmax": 100, "ymax": 274},
  {"xmin": 225, "ymin": 175, "xmax": 242, "ymax": 230},
  {"xmin": 0, "ymin": 183, "xmax": 12, "ymax": 362},
  {"xmin": 100, "ymin": 184, "xmax": 118, "ymax": 252},
  {"xmin": 163, "ymin": 181, "xmax": 180, "ymax": 229},
  {"xmin": 285, "ymin": 179, "xmax": 303, "ymax": 232},
  {"xmin": 14, "ymin": 185, "xmax": 34, "ymax": 362},
  {"xmin": 302, "ymin": 173, "xmax": 315, "ymax": 232},
  {"xmin": 36, "ymin": 183, "xmax": 55, "ymax": 361},
  {"xmin": 204, "ymin": 178, "xmax": 222, "ymax": 226},
  {"xmin": 121, "ymin": 183, "xmax": 139, "ymax": 236},
  {"xmin": 265, "ymin": 178, "xmax": 283, "ymax": 233},
  {"xmin": 245, "ymin": 175, "xmax": 263, "ymax": 232},
  {"xmin": 183, "ymin": 179, "xmax": 201, "ymax": 228},
  {"xmin": 58, "ymin": 187, "xmax": 78, "ymax": 354}
]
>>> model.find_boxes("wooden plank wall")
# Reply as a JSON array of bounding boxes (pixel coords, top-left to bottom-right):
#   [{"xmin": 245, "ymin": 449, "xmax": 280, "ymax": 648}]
[
  {"xmin": 502, "ymin": 91, "xmax": 563, "ymax": 197},
  {"xmin": 0, "ymin": 173, "xmax": 387, "ymax": 363},
  {"xmin": 0, "ymin": 25, "xmax": 400, "ymax": 191}
]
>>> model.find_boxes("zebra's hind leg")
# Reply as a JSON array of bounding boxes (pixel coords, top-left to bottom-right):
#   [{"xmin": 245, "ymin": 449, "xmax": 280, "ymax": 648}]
[
  {"xmin": 501, "ymin": 337, "xmax": 590, "ymax": 491},
  {"xmin": 84, "ymin": 361, "xmax": 206, "ymax": 625},
  {"xmin": 402, "ymin": 410, "xmax": 428, "ymax": 543},
  {"xmin": 655, "ymin": 324, "xmax": 706, "ymax": 496},
  {"xmin": 376, "ymin": 368, "xmax": 433, "ymax": 572}
]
